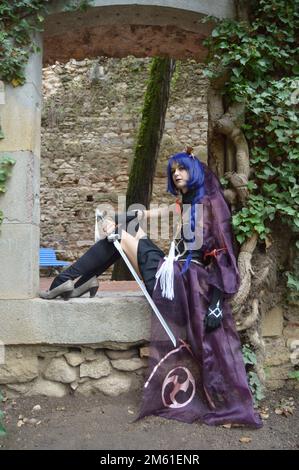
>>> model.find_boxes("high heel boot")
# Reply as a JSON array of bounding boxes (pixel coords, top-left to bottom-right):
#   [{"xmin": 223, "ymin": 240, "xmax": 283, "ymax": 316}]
[
  {"xmin": 40, "ymin": 210, "xmax": 140, "ymax": 300},
  {"xmin": 69, "ymin": 276, "xmax": 99, "ymax": 298},
  {"xmin": 47, "ymin": 237, "xmax": 121, "ymax": 294}
]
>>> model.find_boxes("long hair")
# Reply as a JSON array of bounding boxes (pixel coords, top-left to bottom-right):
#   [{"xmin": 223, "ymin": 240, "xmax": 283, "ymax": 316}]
[{"xmin": 166, "ymin": 152, "xmax": 205, "ymax": 274}]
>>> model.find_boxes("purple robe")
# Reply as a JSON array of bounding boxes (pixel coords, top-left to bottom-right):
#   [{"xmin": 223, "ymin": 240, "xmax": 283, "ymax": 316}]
[{"xmin": 135, "ymin": 164, "xmax": 262, "ymax": 428}]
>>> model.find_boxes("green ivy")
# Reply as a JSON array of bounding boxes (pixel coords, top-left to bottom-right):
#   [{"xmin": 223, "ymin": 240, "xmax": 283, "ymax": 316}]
[
  {"xmin": 0, "ymin": 1, "xmax": 48, "ymax": 86},
  {"xmin": 242, "ymin": 343, "xmax": 265, "ymax": 404},
  {"xmin": 202, "ymin": 0, "xmax": 299, "ymax": 295},
  {"xmin": 288, "ymin": 370, "xmax": 299, "ymax": 381},
  {"xmin": 0, "ymin": 1, "xmax": 94, "ymax": 86}
]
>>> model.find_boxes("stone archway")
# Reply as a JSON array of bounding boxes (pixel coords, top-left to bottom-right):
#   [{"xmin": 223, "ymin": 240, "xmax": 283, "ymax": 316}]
[{"xmin": 0, "ymin": 1, "xmax": 235, "ymax": 344}]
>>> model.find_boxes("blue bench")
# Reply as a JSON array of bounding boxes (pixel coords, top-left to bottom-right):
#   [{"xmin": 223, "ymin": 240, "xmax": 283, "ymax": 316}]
[{"xmin": 39, "ymin": 248, "xmax": 70, "ymax": 268}]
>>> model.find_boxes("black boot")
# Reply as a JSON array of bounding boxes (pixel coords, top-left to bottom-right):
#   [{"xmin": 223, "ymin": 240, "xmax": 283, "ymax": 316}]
[
  {"xmin": 49, "ymin": 210, "xmax": 141, "ymax": 291},
  {"xmin": 49, "ymin": 237, "xmax": 121, "ymax": 290}
]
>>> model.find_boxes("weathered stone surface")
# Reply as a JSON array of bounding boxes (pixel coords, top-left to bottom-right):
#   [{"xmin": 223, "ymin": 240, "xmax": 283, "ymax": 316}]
[
  {"xmin": 93, "ymin": 371, "xmax": 132, "ymax": 397},
  {"xmin": 0, "ymin": 224, "xmax": 39, "ymax": 299},
  {"xmin": 139, "ymin": 346, "xmax": 150, "ymax": 358},
  {"xmin": 44, "ymin": 357, "xmax": 78, "ymax": 383},
  {"xmin": 264, "ymin": 338, "xmax": 290, "ymax": 367},
  {"xmin": 287, "ymin": 339, "xmax": 299, "ymax": 351},
  {"xmin": 44, "ymin": 2, "xmax": 235, "ymax": 65},
  {"xmin": 39, "ymin": 57, "xmax": 209, "ymax": 277},
  {"xmin": 0, "ymin": 351, "xmax": 38, "ymax": 384},
  {"xmin": 0, "ymin": 151, "xmax": 40, "ymax": 226},
  {"xmin": 75, "ymin": 380, "xmax": 95, "ymax": 397},
  {"xmin": 0, "ymin": 296, "xmax": 151, "ymax": 345},
  {"xmin": 265, "ymin": 364, "xmax": 293, "ymax": 390},
  {"xmin": 29, "ymin": 378, "xmax": 68, "ymax": 397},
  {"xmin": 105, "ymin": 348, "xmax": 139, "ymax": 360},
  {"xmin": 111, "ymin": 358, "xmax": 147, "ymax": 371},
  {"xmin": 283, "ymin": 323, "xmax": 299, "ymax": 340},
  {"xmin": 6, "ymin": 377, "xmax": 68, "ymax": 397},
  {"xmin": 290, "ymin": 350, "xmax": 299, "ymax": 366},
  {"xmin": 64, "ymin": 352, "xmax": 85, "ymax": 367},
  {"xmin": 261, "ymin": 306, "xmax": 284, "ymax": 337},
  {"xmin": 80, "ymin": 353, "xmax": 111, "ymax": 379}
]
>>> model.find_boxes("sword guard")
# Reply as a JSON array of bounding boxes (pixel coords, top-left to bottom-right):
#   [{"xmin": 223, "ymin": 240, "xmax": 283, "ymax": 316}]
[{"xmin": 107, "ymin": 232, "xmax": 121, "ymax": 242}]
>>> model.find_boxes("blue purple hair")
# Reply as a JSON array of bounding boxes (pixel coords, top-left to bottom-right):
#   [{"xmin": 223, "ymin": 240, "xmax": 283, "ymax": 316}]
[{"xmin": 166, "ymin": 152, "xmax": 205, "ymax": 275}]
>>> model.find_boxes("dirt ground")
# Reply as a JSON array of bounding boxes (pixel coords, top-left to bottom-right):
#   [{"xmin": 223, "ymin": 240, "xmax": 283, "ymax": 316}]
[{"xmin": 0, "ymin": 388, "xmax": 298, "ymax": 450}]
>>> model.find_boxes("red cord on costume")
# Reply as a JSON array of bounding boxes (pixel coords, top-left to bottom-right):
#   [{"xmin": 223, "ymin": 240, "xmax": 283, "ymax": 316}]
[
  {"xmin": 204, "ymin": 246, "xmax": 228, "ymax": 260},
  {"xmin": 175, "ymin": 198, "xmax": 182, "ymax": 214}
]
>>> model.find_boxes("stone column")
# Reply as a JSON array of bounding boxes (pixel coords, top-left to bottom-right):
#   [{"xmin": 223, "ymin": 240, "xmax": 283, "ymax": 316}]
[{"xmin": 0, "ymin": 33, "xmax": 42, "ymax": 299}]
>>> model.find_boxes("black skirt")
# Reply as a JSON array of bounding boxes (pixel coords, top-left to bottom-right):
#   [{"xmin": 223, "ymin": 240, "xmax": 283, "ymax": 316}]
[
  {"xmin": 137, "ymin": 236, "xmax": 206, "ymax": 297},
  {"xmin": 137, "ymin": 236, "xmax": 165, "ymax": 296}
]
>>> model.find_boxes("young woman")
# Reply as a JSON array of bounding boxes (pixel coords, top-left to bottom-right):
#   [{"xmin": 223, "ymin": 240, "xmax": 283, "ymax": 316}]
[{"xmin": 40, "ymin": 149, "xmax": 262, "ymax": 428}]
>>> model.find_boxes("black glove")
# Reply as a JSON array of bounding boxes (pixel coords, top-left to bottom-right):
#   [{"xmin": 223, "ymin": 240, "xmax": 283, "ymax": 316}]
[
  {"xmin": 114, "ymin": 210, "xmax": 140, "ymax": 236},
  {"xmin": 204, "ymin": 286, "xmax": 224, "ymax": 333}
]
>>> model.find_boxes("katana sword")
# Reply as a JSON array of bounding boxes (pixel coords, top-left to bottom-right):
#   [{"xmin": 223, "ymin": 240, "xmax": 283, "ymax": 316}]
[{"xmin": 96, "ymin": 210, "xmax": 177, "ymax": 347}]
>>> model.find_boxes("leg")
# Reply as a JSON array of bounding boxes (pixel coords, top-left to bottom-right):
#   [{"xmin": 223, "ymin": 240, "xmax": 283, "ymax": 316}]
[
  {"xmin": 120, "ymin": 227, "xmax": 165, "ymax": 297},
  {"xmin": 50, "ymin": 236, "xmax": 121, "ymax": 290},
  {"xmin": 49, "ymin": 224, "xmax": 147, "ymax": 291},
  {"xmin": 119, "ymin": 227, "xmax": 147, "ymax": 279}
]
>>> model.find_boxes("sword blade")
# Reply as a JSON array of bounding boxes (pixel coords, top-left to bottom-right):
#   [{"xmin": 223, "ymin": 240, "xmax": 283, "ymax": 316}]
[{"xmin": 113, "ymin": 239, "xmax": 176, "ymax": 348}]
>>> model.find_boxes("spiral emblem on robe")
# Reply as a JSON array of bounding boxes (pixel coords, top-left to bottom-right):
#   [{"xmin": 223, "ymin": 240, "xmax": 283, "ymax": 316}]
[{"xmin": 162, "ymin": 366, "xmax": 196, "ymax": 408}]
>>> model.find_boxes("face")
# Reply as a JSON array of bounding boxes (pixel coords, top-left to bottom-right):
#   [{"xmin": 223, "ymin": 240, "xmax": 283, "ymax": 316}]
[{"xmin": 171, "ymin": 163, "xmax": 189, "ymax": 193}]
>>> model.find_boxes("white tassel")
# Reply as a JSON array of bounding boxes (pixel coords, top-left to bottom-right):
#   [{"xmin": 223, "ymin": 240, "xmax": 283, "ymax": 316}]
[{"xmin": 154, "ymin": 240, "xmax": 180, "ymax": 300}]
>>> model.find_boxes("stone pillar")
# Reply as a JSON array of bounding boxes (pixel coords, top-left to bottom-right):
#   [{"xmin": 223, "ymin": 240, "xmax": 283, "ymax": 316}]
[{"xmin": 0, "ymin": 33, "xmax": 42, "ymax": 299}]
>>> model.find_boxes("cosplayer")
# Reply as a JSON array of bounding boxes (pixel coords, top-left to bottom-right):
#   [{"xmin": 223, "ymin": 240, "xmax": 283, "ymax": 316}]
[{"xmin": 40, "ymin": 148, "xmax": 262, "ymax": 428}]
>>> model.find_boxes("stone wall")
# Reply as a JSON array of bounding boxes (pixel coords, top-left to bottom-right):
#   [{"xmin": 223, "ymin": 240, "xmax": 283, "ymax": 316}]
[
  {"xmin": 40, "ymin": 57, "xmax": 209, "ymax": 279},
  {"xmin": 0, "ymin": 343, "xmax": 149, "ymax": 399}
]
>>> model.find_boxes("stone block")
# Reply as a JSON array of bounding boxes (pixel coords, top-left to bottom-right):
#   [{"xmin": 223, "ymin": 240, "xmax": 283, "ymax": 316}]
[
  {"xmin": 80, "ymin": 353, "xmax": 111, "ymax": 379},
  {"xmin": 0, "ymin": 83, "xmax": 41, "ymax": 155},
  {"xmin": 0, "ymin": 349, "xmax": 38, "ymax": 384},
  {"xmin": 0, "ymin": 224, "xmax": 39, "ymax": 298},
  {"xmin": 261, "ymin": 306, "xmax": 283, "ymax": 337},
  {"xmin": 0, "ymin": 295, "xmax": 151, "ymax": 345},
  {"xmin": 283, "ymin": 323, "xmax": 299, "ymax": 340},
  {"xmin": 111, "ymin": 357, "xmax": 147, "ymax": 371},
  {"xmin": 0, "ymin": 151, "xmax": 40, "ymax": 225},
  {"xmin": 264, "ymin": 338, "xmax": 290, "ymax": 367},
  {"xmin": 92, "ymin": 370, "xmax": 132, "ymax": 397},
  {"xmin": 44, "ymin": 357, "xmax": 78, "ymax": 383}
]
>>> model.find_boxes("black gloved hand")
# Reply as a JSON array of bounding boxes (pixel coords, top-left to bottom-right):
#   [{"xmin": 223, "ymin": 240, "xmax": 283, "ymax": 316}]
[
  {"xmin": 114, "ymin": 210, "xmax": 140, "ymax": 236},
  {"xmin": 204, "ymin": 286, "xmax": 224, "ymax": 333}
]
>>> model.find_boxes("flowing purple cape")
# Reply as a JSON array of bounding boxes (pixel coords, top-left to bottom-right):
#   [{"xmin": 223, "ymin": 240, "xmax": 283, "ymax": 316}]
[{"xmin": 135, "ymin": 164, "xmax": 262, "ymax": 428}]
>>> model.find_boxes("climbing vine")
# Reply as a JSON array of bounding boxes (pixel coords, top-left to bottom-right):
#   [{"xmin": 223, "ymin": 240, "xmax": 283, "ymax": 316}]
[
  {"xmin": 0, "ymin": 1, "xmax": 94, "ymax": 87},
  {"xmin": 202, "ymin": 0, "xmax": 299, "ymax": 294},
  {"xmin": 242, "ymin": 343, "xmax": 265, "ymax": 404},
  {"xmin": 202, "ymin": 1, "xmax": 298, "ymax": 241}
]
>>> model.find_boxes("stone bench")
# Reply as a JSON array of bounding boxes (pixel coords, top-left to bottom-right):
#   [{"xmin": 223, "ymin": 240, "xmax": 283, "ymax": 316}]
[
  {"xmin": 0, "ymin": 293, "xmax": 151, "ymax": 345},
  {"xmin": 0, "ymin": 294, "xmax": 152, "ymax": 398}
]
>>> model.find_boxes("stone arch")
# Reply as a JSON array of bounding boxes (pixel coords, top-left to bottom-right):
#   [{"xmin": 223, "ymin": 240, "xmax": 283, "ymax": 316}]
[{"xmin": 0, "ymin": 1, "xmax": 235, "ymax": 345}]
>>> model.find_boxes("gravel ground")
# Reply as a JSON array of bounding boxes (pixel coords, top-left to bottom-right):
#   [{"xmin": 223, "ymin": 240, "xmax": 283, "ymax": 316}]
[{"xmin": 0, "ymin": 388, "xmax": 298, "ymax": 450}]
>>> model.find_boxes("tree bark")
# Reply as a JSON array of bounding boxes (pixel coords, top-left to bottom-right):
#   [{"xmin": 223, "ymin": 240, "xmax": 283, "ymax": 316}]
[{"xmin": 112, "ymin": 57, "xmax": 175, "ymax": 280}]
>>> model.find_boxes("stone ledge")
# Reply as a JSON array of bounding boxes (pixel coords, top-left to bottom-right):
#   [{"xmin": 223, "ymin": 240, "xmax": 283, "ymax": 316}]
[{"xmin": 0, "ymin": 294, "xmax": 151, "ymax": 345}]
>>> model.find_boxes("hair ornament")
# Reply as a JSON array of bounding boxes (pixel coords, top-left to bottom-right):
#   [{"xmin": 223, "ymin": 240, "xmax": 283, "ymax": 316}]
[{"xmin": 185, "ymin": 145, "xmax": 195, "ymax": 159}]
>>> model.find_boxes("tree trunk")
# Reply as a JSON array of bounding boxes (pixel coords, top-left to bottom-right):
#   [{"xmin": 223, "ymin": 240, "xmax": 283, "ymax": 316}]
[{"xmin": 112, "ymin": 57, "xmax": 175, "ymax": 280}]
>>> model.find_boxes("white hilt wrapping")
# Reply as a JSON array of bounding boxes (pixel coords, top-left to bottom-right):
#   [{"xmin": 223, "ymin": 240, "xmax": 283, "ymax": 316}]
[{"xmin": 154, "ymin": 240, "xmax": 180, "ymax": 300}]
